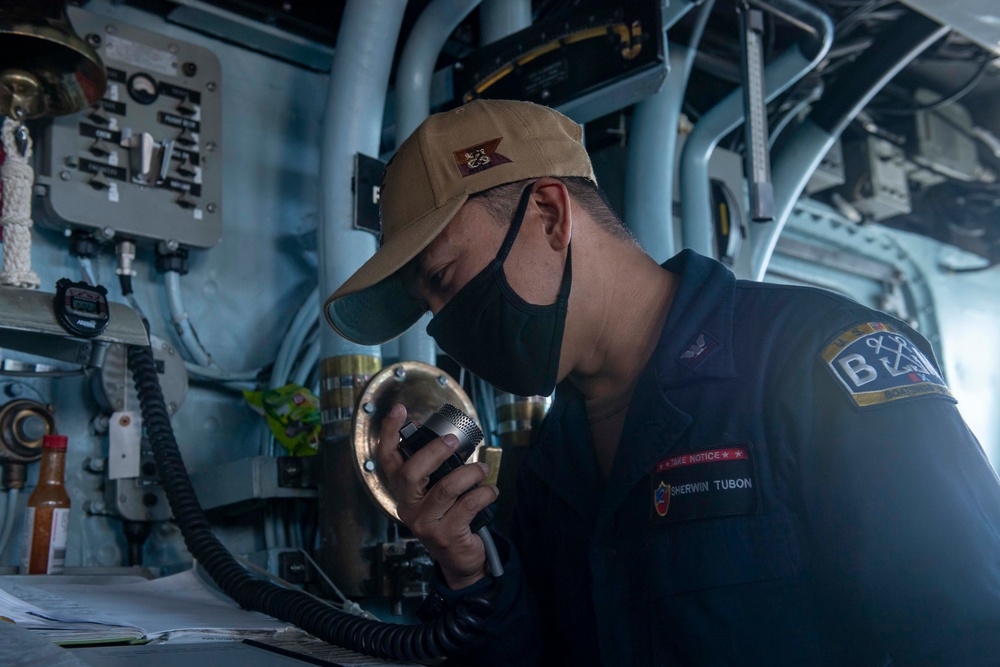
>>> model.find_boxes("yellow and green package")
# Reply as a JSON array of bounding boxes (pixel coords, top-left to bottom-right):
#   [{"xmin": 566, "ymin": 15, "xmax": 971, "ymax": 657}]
[{"xmin": 244, "ymin": 384, "xmax": 320, "ymax": 456}]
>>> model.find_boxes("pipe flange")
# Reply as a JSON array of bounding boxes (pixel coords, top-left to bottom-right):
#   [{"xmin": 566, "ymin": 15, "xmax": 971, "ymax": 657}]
[
  {"xmin": 351, "ymin": 361, "xmax": 477, "ymax": 521},
  {"xmin": 0, "ymin": 399, "xmax": 56, "ymax": 463}
]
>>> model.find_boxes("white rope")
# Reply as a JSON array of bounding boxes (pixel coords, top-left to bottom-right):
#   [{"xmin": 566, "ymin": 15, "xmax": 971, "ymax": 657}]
[{"xmin": 1, "ymin": 118, "xmax": 40, "ymax": 288}]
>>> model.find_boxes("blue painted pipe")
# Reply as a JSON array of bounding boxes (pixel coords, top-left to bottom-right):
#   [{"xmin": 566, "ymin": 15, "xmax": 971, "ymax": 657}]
[
  {"xmin": 395, "ymin": 0, "xmax": 486, "ymax": 366},
  {"xmin": 679, "ymin": 0, "xmax": 832, "ymax": 258},
  {"xmin": 479, "ymin": 0, "xmax": 532, "ymax": 45},
  {"xmin": 318, "ymin": 0, "xmax": 405, "ymax": 361},
  {"xmin": 625, "ymin": 0, "xmax": 712, "ymax": 263}
]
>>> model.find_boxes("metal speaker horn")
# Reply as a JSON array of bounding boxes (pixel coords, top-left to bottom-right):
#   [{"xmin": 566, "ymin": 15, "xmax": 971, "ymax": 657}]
[
  {"xmin": 351, "ymin": 361, "xmax": 479, "ymax": 522},
  {"xmin": 0, "ymin": 0, "xmax": 107, "ymax": 119}
]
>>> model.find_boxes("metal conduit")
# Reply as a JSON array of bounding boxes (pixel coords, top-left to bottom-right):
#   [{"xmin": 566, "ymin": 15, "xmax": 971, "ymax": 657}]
[
  {"xmin": 395, "ymin": 0, "xmax": 485, "ymax": 367},
  {"xmin": 750, "ymin": 13, "xmax": 948, "ymax": 281},
  {"xmin": 479, "ymin": 0, "xmax": 532, "ymax": 45},
  {"xmin": 678, "ymin": 0, "xmax": 832, "ymax": 258},
  {"xmin": 318, "ymin": 0, "xmax": 404, "ymax": 362},
  {"xmin": 316, "ymin": 0, "xmax": 406, "ymax": 596},
  {"xmin": 164, "ymin": 270, "xmax": 212, "ymax": 367},
  {"xmin": 625, "ymin": 0, "xmax": 713, "ymax": 263}
]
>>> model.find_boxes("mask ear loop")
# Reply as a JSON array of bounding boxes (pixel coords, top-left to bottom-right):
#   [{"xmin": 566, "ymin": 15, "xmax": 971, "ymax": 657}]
[
  {"xmin": 494, "ymin": 183, "xmax": 537, "ymax": 263},
  {"xmin": 495, "ymin": 182, "xmax": 574, "ymax": 300},
  {"xmin": 557, "ymin": 240, "xmax": 572, "ymax": 300}
]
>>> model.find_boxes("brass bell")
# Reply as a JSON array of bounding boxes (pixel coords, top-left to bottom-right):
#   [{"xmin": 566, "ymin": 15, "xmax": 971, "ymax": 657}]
[{"xmin": 0, "ymin": 0, "xmax": 107, "ymax": 119}]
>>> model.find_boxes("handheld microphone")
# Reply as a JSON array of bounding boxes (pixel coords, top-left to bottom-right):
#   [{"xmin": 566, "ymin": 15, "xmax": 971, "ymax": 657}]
[{"xmin": 398, "ymin": 403, "xmax": 495, "ymax": 533}]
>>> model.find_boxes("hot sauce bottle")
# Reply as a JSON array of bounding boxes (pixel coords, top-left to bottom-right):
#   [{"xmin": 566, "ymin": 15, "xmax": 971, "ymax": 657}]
[{"xmin": 20, "ymin": 434, "xmax": 71, "ymax": 575}]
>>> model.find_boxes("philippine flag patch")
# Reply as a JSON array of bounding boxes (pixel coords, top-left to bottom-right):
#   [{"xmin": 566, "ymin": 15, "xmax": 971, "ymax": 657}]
[
  {"xmin": 654, "ymin": 481, "xmax": 671, "ymax": 517},
  {"xmin": 821, "ymin": 322, "xmax": 954, "ymax": 408}
]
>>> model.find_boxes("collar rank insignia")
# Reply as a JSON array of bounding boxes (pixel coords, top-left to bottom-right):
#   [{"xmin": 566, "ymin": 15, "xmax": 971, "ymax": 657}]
[{"xmin": 679, "ymin": 331, "xmax": 720, "ymax": 370}]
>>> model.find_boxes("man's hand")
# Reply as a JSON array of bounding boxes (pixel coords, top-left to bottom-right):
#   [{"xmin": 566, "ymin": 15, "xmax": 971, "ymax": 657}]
[{"xmin": 378, "ymin": 403, "xmax": 500, "ymax": 590}]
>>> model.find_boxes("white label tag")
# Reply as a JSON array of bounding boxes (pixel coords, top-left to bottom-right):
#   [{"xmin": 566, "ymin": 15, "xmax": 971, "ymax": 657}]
[
  {"xmin": 48, "ymin": 508, "xmax": 70, "ymax": 574},
  {"xmin": 109, "ymin": 411, "xmax": 142, "ymax": 480},
  {"xmin": 104, "ymin": 34, "xmax": 178, "ymax": 77}
]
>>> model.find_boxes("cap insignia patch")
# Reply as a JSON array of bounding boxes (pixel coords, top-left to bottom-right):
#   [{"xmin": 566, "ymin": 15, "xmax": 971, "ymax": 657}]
[{"xmin": 453, "ymin": 137, "xmax": 512, "ymax": 177}]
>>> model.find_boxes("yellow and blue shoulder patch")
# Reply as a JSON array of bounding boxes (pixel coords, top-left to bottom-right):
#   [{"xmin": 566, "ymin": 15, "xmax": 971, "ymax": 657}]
[{"xmin": 821, "ymin": 321, "xmax": 953, "ymax": 408}]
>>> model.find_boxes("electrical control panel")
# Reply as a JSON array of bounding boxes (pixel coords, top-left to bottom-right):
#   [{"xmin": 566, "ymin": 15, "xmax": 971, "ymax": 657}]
[
  {"xmin": 35, "ymin": 7, "xmax": 223, "ymax": 249},
  {"xmin": 839, "ymin": 135, "xmax": 911, "ymax": 221},
  {"xmin": 911, "ymin": 94, "xmax": 983, "ymax": 185}
]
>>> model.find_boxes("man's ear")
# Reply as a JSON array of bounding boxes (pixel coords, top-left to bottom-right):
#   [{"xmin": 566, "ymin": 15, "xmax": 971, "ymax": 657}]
[{"xmin": 531, "ymin": 178, "xmax": 572, "ymax": 251}]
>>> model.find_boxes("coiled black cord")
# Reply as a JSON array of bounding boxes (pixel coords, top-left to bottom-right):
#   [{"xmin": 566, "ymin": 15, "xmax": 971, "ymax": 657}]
[{"xmin": 127, "ymin": 343, "xmax": 496, "ymax": 661}]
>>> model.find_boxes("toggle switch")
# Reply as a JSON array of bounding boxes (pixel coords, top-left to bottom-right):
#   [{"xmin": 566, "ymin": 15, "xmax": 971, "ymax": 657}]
[
  {"xmin": 88, "ymin": 172, "xmax": 110, "ymax": 190},
  {"xmin": 176, "ymin": 154, "xmax": 197, "ymax": 177},
  {"xmin": 175, "ymin": 192, "xmax": 197, "ymax": 209},
  {"xmin": 88, "ymin": 105, "xmax": 110, "ymax": 125},
  {"xmin": 175, "ymin": 128, "xmax": 196, "ymax": 146},
  {"xmin": 176, "ymin": 96, "xmax": 198, "ymax": 116},
  {"xmin": 88, "ymin": 138, "xmax": 112, "ymax": 157}
]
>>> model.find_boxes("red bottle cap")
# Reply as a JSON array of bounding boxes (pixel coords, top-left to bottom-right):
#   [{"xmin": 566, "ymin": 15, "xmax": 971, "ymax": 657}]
[{"xmin": 42, "ymin": 434, "xmax": 68, "ymax": 451}]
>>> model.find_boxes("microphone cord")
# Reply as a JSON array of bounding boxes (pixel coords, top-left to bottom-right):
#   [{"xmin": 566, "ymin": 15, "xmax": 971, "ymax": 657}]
[
  {"xmin": 477, "ymin": 526, "xmax": 504, "ymax": 577},
  {"xmin": 127, "ymin": 342, "xmax": 498, "ymax": 661}
]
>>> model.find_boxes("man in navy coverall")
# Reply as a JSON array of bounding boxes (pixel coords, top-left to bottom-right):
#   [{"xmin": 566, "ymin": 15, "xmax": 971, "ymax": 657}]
[{"xmin": 324, "ymin": 99, "xmax": 1000, "ymax": 665}]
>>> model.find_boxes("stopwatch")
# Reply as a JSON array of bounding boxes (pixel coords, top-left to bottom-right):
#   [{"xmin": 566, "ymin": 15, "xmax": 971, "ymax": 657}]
[{"xmin": 54, "ymin": 278, "xmax": 110, "ymax": 338}]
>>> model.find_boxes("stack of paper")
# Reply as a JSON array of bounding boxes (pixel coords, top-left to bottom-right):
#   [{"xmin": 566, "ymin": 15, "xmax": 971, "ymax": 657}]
[
  {"xmin": 0, "ymin": 583, "xmax": 144, "ymax": 645},
  {"xmin": 0, "ymin": 568, "xmax": 291, "ymax": 645},
  {"xmin": 0, "ymin": 569, "xmax": 422, "ymax": 665}
]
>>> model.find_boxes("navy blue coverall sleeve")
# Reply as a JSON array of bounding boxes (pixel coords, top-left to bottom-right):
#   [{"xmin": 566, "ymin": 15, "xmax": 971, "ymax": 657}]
[
  {"xmin": 434, "ymin": 496, "xmax": 546, "ymax": 665},
  {"xmin": 776, "ymin": 316, "xmax": 1000, "ymax": 665}
]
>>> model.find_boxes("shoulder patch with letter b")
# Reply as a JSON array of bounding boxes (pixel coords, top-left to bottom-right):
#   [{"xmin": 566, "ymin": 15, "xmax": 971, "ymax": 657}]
[{"xmin": 821, "ymin": 321, "xmax": 953, "ymax": 408}]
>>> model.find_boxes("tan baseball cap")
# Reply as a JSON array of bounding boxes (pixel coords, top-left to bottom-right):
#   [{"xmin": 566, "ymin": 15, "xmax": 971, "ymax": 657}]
[{"xmin": 324, "ymin": 99, "xmax": 595, "ymax": 345}]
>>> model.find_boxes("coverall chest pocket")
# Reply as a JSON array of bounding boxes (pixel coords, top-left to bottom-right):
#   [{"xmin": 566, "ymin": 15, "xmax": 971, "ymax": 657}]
[{"xmin": 648, "ymin": 514, "xmax": 801, "ymax": 598}]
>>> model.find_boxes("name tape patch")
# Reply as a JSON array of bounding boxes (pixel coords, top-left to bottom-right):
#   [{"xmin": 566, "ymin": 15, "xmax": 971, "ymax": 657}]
[
  {"xmin": 452, "ymin": 137, "xmax": 512, "ymax": 178},
  {"xmin": 822, "ymin": 322, "xmax": 953, "ymax": 408},
  {"xmin": 652, "ymin": 445, "xmax": 758, "ymax": 523}
]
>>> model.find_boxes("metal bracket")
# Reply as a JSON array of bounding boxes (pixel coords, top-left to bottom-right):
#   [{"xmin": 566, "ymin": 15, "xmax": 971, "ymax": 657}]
[
  {"xmin": 188, "ymin": 455, "xmax": 317, "ymax": 510},
  {"xmin": 0, "ymin": 285, "xmax": 147, "ymax": 367}
]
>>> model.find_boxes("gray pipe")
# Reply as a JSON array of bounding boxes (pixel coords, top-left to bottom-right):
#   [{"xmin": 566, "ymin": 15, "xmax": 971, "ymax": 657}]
[
  {"xmin": 319, "ymin": 0, "xmax": 405, "ymax": 360},
  {"xmin": 679, "ymin": 0, "xmax": 832, "ymax": 258},
  {"xmin": 316, "ymin": 0, "xmax": 406, "ymax": 597},
  {"xmin": 750, "ymin": 15, "xmax": 947, "ymax": 280},
  {"xmin": 625, "ymin": 0, "xmax": 712, "ymax": 263},
  {"xmin": 395, "ymin": 0, "xmax": 486, "ymax": 149},
  {"xmin": 625, "ymin": 48, "xmax": 690, "ymax": 263},
  {"xmin": 479, "ymin": 0, "xmax": 531, "ymax": 45},
  {"xmin": 395, "ymin": 0, "xmax": 485, "ymax": 366}
]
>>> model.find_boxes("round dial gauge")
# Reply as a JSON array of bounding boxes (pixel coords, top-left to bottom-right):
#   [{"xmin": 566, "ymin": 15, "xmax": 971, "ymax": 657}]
[{"xmin": 127, "ymin": 72, "xmax": 159, "ymax": 105}]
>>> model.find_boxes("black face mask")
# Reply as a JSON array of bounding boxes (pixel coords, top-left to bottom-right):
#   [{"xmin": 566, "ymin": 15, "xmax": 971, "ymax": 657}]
[{"xmin": 427, "ymin": 185, "xmax": 572, "ymax": 397}]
